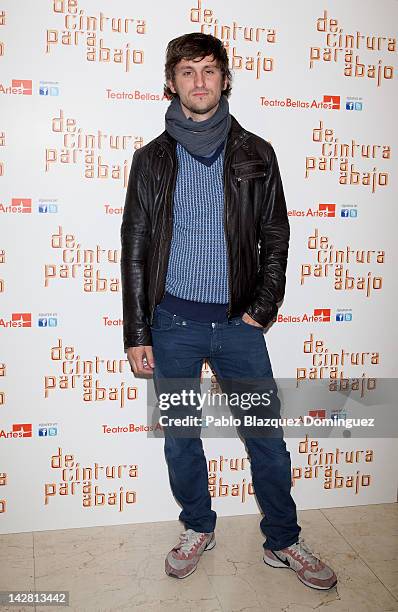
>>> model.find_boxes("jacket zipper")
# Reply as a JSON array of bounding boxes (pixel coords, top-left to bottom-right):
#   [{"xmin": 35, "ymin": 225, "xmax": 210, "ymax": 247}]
[
  {"xmin": 223, "ymin": 133, "xmax": 249, "ymax": 318},
  {"xmin": 149, "ymin": 145, "xmax": 178, "ymax": 325},
  {"xmin": 236, "ymin": 171, "xmax": 266, "ymax": 182}
]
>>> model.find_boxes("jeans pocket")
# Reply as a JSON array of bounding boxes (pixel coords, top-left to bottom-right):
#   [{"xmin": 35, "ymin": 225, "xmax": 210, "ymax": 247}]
[
  {"xmin": 240, "ymin": 317, "xmax": 264, "ymax": 331},
  {"xmin": 151, "ymin": 308, "xmax": 174, "ymax": 331}
]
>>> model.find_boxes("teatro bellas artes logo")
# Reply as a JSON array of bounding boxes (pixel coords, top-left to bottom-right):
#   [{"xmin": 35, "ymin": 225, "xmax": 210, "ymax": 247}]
[
  {"xmin": 0, "ymin": 79, "xmax": 32, "ymax": 96},
  {"xmin": 309, "ymin": 9, "xmax": 396, "ymax": 88}
]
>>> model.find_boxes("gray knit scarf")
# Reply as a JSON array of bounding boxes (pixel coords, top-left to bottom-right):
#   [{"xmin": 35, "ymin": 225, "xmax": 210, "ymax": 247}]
[{"xmin": 165, "ymin": 96, "xmax": 231, "ymax": 156}]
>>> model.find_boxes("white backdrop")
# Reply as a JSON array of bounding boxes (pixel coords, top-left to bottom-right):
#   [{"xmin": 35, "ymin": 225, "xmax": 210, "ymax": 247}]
[{"xmin": 1, "ymin": 0, "xmax": 397, "ymax": 534}]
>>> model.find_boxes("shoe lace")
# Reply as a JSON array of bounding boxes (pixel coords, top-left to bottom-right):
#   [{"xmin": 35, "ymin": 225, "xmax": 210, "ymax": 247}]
[
  {"xmin": 289, "ymin": 539, "xmax": 321, "ymax": 569},
  {"xmin": 178, "ymin": 529, "xmax": 205, "ymax": 555}
]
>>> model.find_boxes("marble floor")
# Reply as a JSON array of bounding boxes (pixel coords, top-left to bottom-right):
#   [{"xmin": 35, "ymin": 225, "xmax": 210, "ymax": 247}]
[{"xmin": 1, "ymin": 503, "xmax": 397, "ymax": 612}]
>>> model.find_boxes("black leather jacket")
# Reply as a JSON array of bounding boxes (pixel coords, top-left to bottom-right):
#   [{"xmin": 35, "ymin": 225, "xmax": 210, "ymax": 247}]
[{"xmin": 121, "ymin": 115, "xmax": 290, "ymax": 350}]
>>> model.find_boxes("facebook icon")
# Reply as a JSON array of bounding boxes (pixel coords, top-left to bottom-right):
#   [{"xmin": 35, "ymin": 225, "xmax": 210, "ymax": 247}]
[
  {"xmin": 39, "ymin": 204, "xmax": 48, "ymax": 213},
  {"xmin": 336, "ymin": 314, "xmax": 344, "ymax": 322},
  {"xmin": 341, "ymin": 209, "xmax": 349, "ymax": 217},
  {"xmin": 346, "ymin": 102, "xmax": 354, "ymax": 110},
  {"xmin": 38, "ymin": 318, "xmax": 48, "ymax": 327}
]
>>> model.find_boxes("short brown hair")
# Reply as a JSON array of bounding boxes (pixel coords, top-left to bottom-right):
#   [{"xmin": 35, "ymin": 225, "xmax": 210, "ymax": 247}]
[{"xmin": 164, "ymin": 32, "xmax": 232, "ymax": 99}]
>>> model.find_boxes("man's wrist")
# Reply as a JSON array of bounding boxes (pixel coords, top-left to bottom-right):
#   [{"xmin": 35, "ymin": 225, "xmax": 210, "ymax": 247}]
[{"xmin": 242, "ymin": 312, "xmax": 263, "ymax": 328}]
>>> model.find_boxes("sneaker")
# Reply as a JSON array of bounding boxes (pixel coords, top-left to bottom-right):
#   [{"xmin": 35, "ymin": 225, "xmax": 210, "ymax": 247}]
[
  {"xmin": 263, "ymin": 539, "xmax": 337, "ymax": 590},
  {"xmin": 165, "ymin": 529, "xmax": 216, "ymax": 579}
]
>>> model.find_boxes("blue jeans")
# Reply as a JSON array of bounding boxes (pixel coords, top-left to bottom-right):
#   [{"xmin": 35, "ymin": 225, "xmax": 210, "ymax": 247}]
[{"xmin": 151, "ymin": 305, "xmax": 301, "ymax": 551}]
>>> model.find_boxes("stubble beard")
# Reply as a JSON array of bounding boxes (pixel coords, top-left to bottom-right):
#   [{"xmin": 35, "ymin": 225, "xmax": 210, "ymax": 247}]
[{"xmin": 181, "ymin": 95, "xmax": 220, "ymax": 119}]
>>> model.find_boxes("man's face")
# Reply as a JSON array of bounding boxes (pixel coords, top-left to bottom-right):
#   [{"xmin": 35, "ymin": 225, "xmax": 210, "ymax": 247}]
[{"xmin": 167, "ymin": 55, "xmax": 228, "ymax": 122}]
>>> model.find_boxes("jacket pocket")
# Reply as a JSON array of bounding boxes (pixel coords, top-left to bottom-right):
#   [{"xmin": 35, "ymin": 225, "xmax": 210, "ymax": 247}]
[{"xmin": 232, "ymin": 161, "xmax": 267, "ymax": 182}]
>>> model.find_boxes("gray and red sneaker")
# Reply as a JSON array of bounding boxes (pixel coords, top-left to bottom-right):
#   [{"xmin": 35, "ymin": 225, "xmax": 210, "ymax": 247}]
[
  {"xmin": 263, "ymin": 539, "xmax": 337, "ymax": 590},
  {"xmin": 165, "ymin": 528, "xmax": 216, "ymax": 579}
]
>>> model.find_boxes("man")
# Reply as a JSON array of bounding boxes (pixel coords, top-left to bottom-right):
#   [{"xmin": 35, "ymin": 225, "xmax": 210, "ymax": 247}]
[{"xmin": 121, "ymin": 32, "xmax": 337, "ymax": 590}]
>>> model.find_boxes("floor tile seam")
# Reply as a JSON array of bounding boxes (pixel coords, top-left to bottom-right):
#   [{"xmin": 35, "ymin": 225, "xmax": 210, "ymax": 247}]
[
  {"xmin": 204, "ymin": 560, "xmax": 266, "ymax": 611},
  {"xmin": 201, "ymin": 568, "xmax": 232, "ymax": 612},
  {"xmin": 319, "ymin": 507, "xmax": 398, "ymax": 602}
]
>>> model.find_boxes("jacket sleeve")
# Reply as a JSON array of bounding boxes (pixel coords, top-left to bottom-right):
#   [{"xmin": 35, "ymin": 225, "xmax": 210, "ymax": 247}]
[
  {"xmin": 120, "ymin": 149, "xmax": 153, "ymax": 350},
  {"xmin": 246, "ymin": 144, "xmax": 290, "ymax": 328}
]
